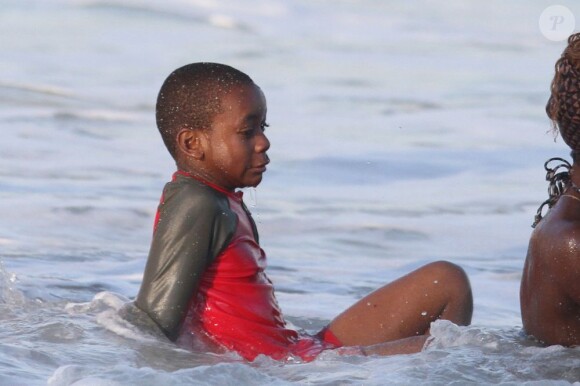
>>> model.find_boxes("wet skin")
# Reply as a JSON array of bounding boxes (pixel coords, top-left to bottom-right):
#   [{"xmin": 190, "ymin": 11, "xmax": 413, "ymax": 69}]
[
  {"xmin": 521, "ymin": 168, "xmax": 580, "ymax": 346},
  {"xmin": 328, "ymin": 261, "xmax": 473, "ymax": 355},
  {"xmin": 175, "ymin": 82, "xmax": 270, "ymax": 191}
]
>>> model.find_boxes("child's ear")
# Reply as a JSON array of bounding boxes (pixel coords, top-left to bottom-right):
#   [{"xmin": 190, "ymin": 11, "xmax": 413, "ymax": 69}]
[{"xmin": 176, "ymin": 128, "xmax": 204, "ymax": 160}]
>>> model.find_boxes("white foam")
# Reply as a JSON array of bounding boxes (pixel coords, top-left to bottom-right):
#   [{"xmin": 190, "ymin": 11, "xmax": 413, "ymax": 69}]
[
  {"xmin": 65, "ymin": 291, "xmax": 129, "ymax": 314},
  {"xmin": 96, "ymin": 309, "xmax": 159, "ymax": 343}
]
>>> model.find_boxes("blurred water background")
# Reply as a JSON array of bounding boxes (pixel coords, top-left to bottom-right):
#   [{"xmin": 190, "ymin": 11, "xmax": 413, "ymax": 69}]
[{"xmin": 0, "ymin": 0, "xmax": 579, "ymax": 384}]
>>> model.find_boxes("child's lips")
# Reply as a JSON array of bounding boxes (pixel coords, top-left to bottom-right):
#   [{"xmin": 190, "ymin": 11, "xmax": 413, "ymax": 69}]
[
  {"xmin": 251, "ymin": 160, "xmax": 269, "ymax": 173},
  {"xmin": 251, "ymin": 164, "xmax": 268, "ymax": 173}
]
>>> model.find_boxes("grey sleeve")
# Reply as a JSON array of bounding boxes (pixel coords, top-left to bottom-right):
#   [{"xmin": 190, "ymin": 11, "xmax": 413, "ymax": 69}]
[{"xmin": 135, "ymin": 183, "xmax": 236, "ymax": 341}]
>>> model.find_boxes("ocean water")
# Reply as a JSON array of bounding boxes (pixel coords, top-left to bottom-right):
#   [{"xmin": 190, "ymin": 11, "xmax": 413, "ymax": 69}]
[{"xmin": 1, "ymin": 0, "xmax": 579, "ymax": 384}]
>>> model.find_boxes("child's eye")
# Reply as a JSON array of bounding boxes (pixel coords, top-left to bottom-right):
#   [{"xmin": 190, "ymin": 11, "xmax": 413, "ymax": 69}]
[{"xmin": 240, "ymin": 123, "xmax": 268, "ymax": 139}]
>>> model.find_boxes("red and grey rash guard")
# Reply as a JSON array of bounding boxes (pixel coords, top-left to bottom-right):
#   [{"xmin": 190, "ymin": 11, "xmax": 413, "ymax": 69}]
[{"xmin": 135, "ymin": 172, "xmax": 340, "ymax": 361}]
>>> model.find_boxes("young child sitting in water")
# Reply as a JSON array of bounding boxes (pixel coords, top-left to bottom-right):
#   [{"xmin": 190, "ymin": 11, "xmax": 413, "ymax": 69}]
[
  {"xmin": 135, "ymin": 62, "xmax": 473, "ymax": 361},
  {"xmin": 521, "ymin": 33, "xmax": 580, "ymax": 347}
]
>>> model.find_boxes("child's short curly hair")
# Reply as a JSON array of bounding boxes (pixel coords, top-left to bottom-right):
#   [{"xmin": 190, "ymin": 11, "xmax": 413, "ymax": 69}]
[{"xmin": 156, "ymin": 62, "xmax": 254, "ymax": 158}]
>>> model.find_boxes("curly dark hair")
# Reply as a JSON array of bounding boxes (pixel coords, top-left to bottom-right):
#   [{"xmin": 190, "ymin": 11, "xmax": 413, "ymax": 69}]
[
  {"xmin": 155, "ymin": 62, "xmax": 254, "ymax": 158},
  {"xmin": 547, "ymin": 33, "xmax": 580, "ymax": 158}
]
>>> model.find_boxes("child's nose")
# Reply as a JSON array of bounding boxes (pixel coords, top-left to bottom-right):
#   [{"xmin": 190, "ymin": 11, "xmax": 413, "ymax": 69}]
[{"xmin": 256, "ymin": 132, "xmax": 270, "ymax": 153}]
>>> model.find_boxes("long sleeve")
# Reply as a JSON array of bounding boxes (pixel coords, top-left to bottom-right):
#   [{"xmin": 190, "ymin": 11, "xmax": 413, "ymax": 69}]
[{"xmin": 135, "ymin": 178, "xmax": 237, "ymax": 341}]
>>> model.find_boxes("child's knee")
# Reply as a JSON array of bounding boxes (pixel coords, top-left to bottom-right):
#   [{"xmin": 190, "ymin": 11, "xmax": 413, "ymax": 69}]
[
  {"xmin": 426, "ymin": 260, "xmax": 471, "ymax": 291},
  {"xmin": 426, "ymin": 261, "xmax": 473, "ymax": 322}
]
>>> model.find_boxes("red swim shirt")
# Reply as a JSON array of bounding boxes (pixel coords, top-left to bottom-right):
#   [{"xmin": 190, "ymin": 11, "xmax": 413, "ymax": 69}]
[{"xmin": 136, "ymin": 172, "xmax": 341, "ymax": 361}]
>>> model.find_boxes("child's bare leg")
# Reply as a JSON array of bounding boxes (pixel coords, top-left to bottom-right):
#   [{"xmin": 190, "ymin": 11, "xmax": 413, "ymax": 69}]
[
  {"xmin": 327, "ymin": 261, "xmax": 472, "ymax": 350},
  {"xmin": 359, "ymin": 335, "xmax": 429, "ymax": 356}
]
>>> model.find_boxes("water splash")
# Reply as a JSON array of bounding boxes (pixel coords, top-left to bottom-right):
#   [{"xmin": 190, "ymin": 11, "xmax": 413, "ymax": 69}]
[
  {"xmin": 66, "ymin": 291, "xmax": 165, "ymax": 343},
  {"xmin": 0, "ymin": 261, "xmax": 25, "ymax": 306},
  {"xmin": 426, "ymin": 320, "xmax": 501, "ymax": 350},
  {"xmin": 246, "ymin": 187, "xmax": 258, "ymax": 208}
]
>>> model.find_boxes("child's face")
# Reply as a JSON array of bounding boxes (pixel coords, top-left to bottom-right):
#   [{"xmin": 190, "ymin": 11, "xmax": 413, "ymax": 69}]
[{"xmin": 202, "ymin": 83, "xmax": 270, "ymax": 191}]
